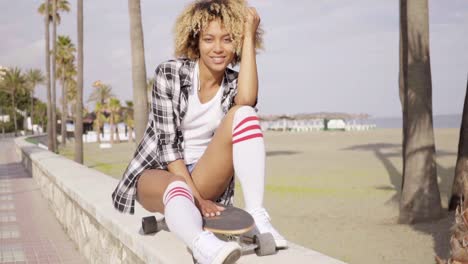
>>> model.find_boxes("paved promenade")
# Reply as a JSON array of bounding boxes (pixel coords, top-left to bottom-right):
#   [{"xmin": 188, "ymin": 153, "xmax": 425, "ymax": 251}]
[{"xmin": 0, "ymin": 138, "xmax": 87, "ymax": 264}]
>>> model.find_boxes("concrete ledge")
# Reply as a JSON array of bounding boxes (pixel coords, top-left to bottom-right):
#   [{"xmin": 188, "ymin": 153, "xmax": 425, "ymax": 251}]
[{"xmin": 14, "ymin": 136, "xmax": 346, "ymax": 264}]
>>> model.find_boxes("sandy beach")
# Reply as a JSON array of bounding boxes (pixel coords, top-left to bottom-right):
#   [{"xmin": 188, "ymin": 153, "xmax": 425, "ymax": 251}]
[{"xmin": 60, "ymin": 128, "xmax": 459, "ymax": 264}]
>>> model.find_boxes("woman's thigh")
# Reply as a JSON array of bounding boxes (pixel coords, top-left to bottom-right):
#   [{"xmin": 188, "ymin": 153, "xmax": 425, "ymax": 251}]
[
  {"xmin": 191, "ymin": 106, "xmax": 243, "ymax": 200},
  {"xmin": 136, "ymin": 169, "xmax": 184, "ymax": 213}
]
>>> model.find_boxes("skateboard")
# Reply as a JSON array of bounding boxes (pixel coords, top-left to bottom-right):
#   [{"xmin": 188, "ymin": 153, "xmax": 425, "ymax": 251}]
[{"xmin": 141, "ymin": 206, "xmax": 277, "ymax": 256}]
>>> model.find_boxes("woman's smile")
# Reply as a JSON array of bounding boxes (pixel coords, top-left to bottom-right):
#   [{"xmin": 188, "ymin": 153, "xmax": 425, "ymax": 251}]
[{"xmin": 210, "ymin": 56, "xmax": 226, "ymax": 64}]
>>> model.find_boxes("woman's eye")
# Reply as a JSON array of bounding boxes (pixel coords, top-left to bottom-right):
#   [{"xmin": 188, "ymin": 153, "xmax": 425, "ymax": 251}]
[
  {"xmin": 204, "ymin": 38, "xmax": 213, "ymax": 42},
  {"xmin": 224, "ymin": 38, "xmax": 232, "ymax": 43}
]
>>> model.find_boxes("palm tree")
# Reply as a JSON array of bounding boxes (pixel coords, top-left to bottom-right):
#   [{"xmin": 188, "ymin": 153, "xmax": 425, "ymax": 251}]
[
  {"xmin": 61, "ymin": 71, "xmax": 76, "ymax": 144},
  {"xmin": 128, "ymin": 0, "xmax": 148, "ymax": 143},
  {"xmin": 94, "ymin": 102, "xmax": 105, "ymax": 144},
  {"xmin": 108, "ymin": 98, "xmax": 122, "ymax": 144},
  {"xmin": 38, "ymin": 0, "xmax": 71, "ymax": 152},
  {"xmin": 75, "ymin": 0, "xmax": 84, "ymax": 164},
  {"xmin": 436, "ymin": 76, "xmax": 468, "ymax": 264},
  {"xmin": 56, "ymin": 35, "xmax": 76, "ymax": 146},
  {"xmin": 88, "ymin": 81, "xmax": 114, "ymax": 105},
  {"xmin": 123, "ymin": 100, "xmax": 135, "ymax": 143},
  {"xmin": 0, "ymin": 68, "xmax": 27, "ymax": 136},
  {"xmin": 25, "ymin": 69, "xmax": 45, "ymax": 135},
  {"xmin": 436, "ymin": 75, "xmax": 468, "ymax": 263},
  {"xmin": 146, "ymin": 77, "xmax": 155, "ymax": 109},
  {"xmin": 34, "ymin": 101, "xmax": 48, "ymax": 133},
  {"xmin": 38, "ymin": 0, "xmax": 71, "ymax": 24},
  {"xmin": 40, "ymin": 0, "xmax": 53, "ymax": 151},
  {"xmin": 398, "ymin": 0, "xmax": 441, "ymax": 224},
  {"xmin": 449, "ymin": 75, "xmax": 468, "ymax": 211},
  {"xmin": 67, "ymin": 78, "xmax": 77, "ymax": 117}
]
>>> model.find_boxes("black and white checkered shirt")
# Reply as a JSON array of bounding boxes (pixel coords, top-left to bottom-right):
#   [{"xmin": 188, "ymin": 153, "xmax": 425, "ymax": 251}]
[{"xmin": 112, "ymin": 58, "xmax": 241, "ymax": 214}]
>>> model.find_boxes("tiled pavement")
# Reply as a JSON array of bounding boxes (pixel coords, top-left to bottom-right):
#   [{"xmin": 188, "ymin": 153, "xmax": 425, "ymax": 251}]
[{"xmin": 0, "ymin": 138, "xmax": 87, "ymax": 264}]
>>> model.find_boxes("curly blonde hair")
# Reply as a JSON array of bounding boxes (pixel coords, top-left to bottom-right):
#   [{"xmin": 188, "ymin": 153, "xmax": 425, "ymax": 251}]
[{"xmin": 174, "ymin": 0, "xmax": 263, "ymax": 65}]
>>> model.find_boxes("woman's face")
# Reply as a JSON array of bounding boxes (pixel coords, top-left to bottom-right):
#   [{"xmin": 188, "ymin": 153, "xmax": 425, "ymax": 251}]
[{"xmin": 198, "ymin": 19, "xmax": 235, "ymax": 74}]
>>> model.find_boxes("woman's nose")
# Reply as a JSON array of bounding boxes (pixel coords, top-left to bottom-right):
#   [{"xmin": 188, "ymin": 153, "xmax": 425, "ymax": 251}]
[{"xmin": 213, "ymin": 40, "xmax": 223, "ymax": 52}]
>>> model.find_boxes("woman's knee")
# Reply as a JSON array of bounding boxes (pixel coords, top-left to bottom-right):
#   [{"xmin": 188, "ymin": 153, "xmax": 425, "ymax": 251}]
[
  {"xmin": 136, "ymin": 170, "xmax": 186, "ymax": 213},
  {"xmin": 232, "ymin": 106, "xmax": 259, "ymax": 127},
  {"xmin": 228, "ymin": 105, "xmax": 257, "ymax": 117},
  {"xmin": 226, "ymin": 106, "xmax": 258, "ymax": 129},
  {"xmin": 168, "ymin": 174, "xmax": 186, "ymax": 184}
]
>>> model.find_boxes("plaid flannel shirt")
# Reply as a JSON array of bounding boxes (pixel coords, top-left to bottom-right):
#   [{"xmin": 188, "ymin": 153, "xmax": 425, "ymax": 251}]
[{"xmin": 111, "ymin": 58, "xmax": 243, "ymax": 214}]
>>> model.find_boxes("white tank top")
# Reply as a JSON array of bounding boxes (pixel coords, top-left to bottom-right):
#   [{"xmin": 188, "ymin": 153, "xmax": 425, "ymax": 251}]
[{"xmin": 180, "ymin": 62, "xmax": 224, "ymax": 165}]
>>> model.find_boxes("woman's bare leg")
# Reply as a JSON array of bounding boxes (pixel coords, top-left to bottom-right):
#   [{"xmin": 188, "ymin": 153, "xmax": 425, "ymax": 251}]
[
  {"xmin": 192, "ymin": 105, "xmax": 287, "ymax": 248},
  {"xmin": 191, "ymin": 106, "xmax": 243, "ymax": 200},
  {"xmin": 136, "ymin": 169, "xmax": 185, "ymax": 213},
  {"xmin": 137, "ymin": 169, "xmax": 207, "ymax": 247},
  {"xmin": 192, "ymin": 105, "xmax": 265, "ymax": 211},
  {"xmin": 136, "ymin": 169, "xmax": 241, "ymax": 262}
]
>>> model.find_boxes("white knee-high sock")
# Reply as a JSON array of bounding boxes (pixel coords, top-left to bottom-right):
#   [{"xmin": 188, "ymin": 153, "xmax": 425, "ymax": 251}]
[
  {"xmin": 163, "ymin": 181, "xmax": 203, "ymax": 248},
  {"xmin": 232, "ymin": 106, "xmax": 265, "ymax": 212}
]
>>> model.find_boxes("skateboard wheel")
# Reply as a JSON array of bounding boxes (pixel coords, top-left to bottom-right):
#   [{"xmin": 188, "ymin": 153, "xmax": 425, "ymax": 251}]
[
  {"xmin": 254, "ymin": 233, "xmax": 276, "ymax": 256},
  {"xmin": 142, "ymin": 216, "xmax": 158, "ymax": 234}
]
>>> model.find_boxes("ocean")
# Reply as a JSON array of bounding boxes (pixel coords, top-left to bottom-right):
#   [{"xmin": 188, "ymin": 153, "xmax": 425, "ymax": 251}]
[{"xmin": 370, "ymin": 114, "xmax": 462, "ymax": 129}]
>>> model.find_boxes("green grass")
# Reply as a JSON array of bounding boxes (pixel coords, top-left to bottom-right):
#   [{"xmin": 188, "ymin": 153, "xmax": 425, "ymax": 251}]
[
  {"xmin": 58, "ymin": 141, "xmax": 134, "ymax": 179},
  {"xmin": 25, "ymin": 137, "xmax": 39, "ymax": 144}
]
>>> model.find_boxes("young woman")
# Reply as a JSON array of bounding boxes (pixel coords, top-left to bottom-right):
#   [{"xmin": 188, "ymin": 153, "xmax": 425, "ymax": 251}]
[{"xmin": 112, "ymin": 1, "xmax": 286, "ymax": 263}]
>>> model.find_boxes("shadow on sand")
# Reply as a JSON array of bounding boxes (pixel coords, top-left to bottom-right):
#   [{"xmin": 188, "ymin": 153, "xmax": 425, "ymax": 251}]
[
  {"xmin": 266, "ymin": 150, "xmax": 301, "ymax": 157},
  {"xmin": 343, "ymin": 142, "xmax": 457, "ymax": 259}
]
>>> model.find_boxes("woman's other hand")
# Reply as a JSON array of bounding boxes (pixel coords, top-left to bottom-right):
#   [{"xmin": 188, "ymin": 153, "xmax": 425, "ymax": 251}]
[
  {"xmin": 196, "ymin": 198, "xmax": 225, "ymax": 218},
  {"xmin": 244, "ymin": 7, "xmax": 260, "ymax": 40}
]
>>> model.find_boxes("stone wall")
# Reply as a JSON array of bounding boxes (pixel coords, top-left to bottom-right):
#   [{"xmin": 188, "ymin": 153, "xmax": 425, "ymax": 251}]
[{"xmin": 14, "ymin": 137, "xmax": 346, "ymax": 264}]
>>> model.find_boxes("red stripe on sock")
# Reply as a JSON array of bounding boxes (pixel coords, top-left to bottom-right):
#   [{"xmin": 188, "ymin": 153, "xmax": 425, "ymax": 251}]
[
  {"xmin": 165, "ymin": 193, "xmax": 194, "ymax": 205},
  {"xmin": 233, "ymin": 125, "xmax": 261, "ymax": 138},
  {"xmin": 164, "ymin": 187, "xmax": 191, "ymax": 203},
  {"xmin": 166, "ymin": 190, "xmax": 192, "ymax": 203},
  {"xmin": 233, "ymin": 116, "xmax": 259, "ymax": 131},
  {"xmin": 232, "ymin": 133, "xmax": 263, "ymax": 144}
]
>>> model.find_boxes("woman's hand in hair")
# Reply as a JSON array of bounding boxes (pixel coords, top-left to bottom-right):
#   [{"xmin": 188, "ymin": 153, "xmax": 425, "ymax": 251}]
[{"xmin": 244, "ymin": 7, "xmax": 260, "ymax": 40}]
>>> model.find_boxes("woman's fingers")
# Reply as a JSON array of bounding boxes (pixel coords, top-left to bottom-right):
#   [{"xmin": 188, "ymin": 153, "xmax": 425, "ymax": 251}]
[
  {"xmin": 245, "ymin": 7, "xmax": 260, "ymax": 37},
  {"xmin": 201, "ymin": 201, "xmax": 225, "ymax": 218}
]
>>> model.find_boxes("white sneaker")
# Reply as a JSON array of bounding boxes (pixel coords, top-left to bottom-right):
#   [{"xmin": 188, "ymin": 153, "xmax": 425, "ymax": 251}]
[
  {"xmin": 191, "ymin": 231, "xmax": 241, "ymax": 264},
  {"xmin": 249, "ymin": 208, "xmax": 288, "ymax": 248}
]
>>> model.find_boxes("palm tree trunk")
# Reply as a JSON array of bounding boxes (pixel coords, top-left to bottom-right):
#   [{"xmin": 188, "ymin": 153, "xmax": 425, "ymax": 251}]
[
  {"xmin": 128, "ymin": 0, "xmax": 148, "ymax": 143},
  {"xmin": 12, "ymin": 92, "xmax": 17, "ymax": 136},
  {"xmin": 110, "ymin": 113, "xmax": 114, "ymax": 144},
  {"xmin": 0, "ymin": 107, "xmax": 4, "ymax": 136},
  {"xmin": 45, "ymin": 0, "xmax": 53, "ymax": 150},
  {"xmin": 75, "ymin": 0, "xmax": 84, "ymax": 164},
  {"xmin": 399, "ymin": 0, "xmax": 408, "ymax": 190},
  {"xmin": 116, "ymin": 120, "xmax": 121, "ymax": 143},
  {"xmin": 449, "ymin": 75, "xmax": 468, "ymax": 211},
  {"xmin": 51, "ymin": 0, "xmax": 57, "ymax": 151},
  {"xmin": 398, "ymin": 0, "xmax": 442, "ymax": 224},
  {"xmin": 30, "ymin": 89, "xmax": 34, "ymax": 135},
  {"xmin": 95, "ymin": 116, "xmax": 101, "ymax": 144},
  {"xmin": 128, "ymin": 126, "xmax": 133, "ymax": 143},
  {"xmin": 61, "ymin": 73, "xmax": 67, "ymax": 145}
]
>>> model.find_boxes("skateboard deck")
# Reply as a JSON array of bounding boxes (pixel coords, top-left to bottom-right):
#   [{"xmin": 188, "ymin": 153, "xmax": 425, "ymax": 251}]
[
  {"xmin": 202, "ymin": 206, "xmax": 255, "ymax": 235},
  {"xmin": 141, "ymin": 206, "xmax": 277, "ymax": 256},
  {"xmin": 141, "ymin": 206, "xmax": 254, "ymax": 235}
]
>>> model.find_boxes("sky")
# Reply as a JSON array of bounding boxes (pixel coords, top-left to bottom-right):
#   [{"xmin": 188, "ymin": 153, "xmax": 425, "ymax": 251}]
[{"xmin": 0, "ymin": 0, "xmax": 467, "ymax": 117}]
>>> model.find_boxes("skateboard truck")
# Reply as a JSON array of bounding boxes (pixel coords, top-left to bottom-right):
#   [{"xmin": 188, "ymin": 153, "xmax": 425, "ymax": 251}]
[{"xmin": 142, "ymin": 215, "xmax": 168, "ymax": 233}]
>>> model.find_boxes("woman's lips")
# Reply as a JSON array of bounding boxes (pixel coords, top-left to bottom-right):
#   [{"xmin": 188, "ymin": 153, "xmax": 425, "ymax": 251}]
[{"xmin": 211, "ymin": 56, "xmax": 225, "ymax": 64}]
